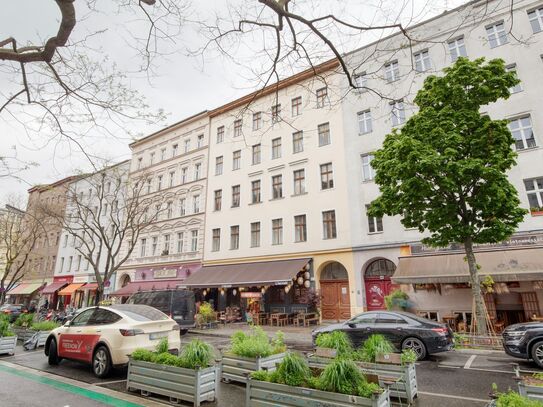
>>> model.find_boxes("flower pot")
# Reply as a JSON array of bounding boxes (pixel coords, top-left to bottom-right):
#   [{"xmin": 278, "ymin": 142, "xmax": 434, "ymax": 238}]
[
  {"xmin": 127, "ymin": 359, "xmax": 219, "ymax": 407},
  {"xmin": 0, "ymin": 336, "xmax": 17, "ymax": 355},
  {"xmin": 220, "ymin": 352, "xmax": 286, "ymax": 384}
]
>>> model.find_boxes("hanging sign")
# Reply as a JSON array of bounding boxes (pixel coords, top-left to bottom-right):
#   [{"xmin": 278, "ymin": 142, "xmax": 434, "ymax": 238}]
[{"xmin": 241, "ymin": 292, "xmax": 262, "ymax": 299}]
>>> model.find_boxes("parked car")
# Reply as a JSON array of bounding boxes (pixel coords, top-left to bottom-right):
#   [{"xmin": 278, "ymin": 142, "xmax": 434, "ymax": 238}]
[
  {"xmin": 502, "ymin": 321, "xmax": 543, "ymax": 368},
  {"xmin": 45, "ymin": 304, "xmax": 181, "ymax": 378},
  {"xmin": 127, "ymin": 289, "xmax": 196, "ymax": 334},
  {"xmin": 0, "ymin": 304, "xmax": 28, "ymax": 323},
  {"xmin": 312, "ymin": 310, "xmax": 453, "ymax": 360}
]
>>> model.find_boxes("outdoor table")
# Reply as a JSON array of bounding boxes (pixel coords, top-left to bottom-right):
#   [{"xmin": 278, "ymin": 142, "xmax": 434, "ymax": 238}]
[
  {"xmin": 270, "ymin": 313, "xmax": 287, "ymax": 326},
  {"xmin": 302, "ymin": 312, "xmax": 319, "ymax": 326},
  {"xmin": 257, "ymin": 312, "xmax": 269, "ymax": 325},
  {"xmin": 293, "ymin": 313, "xmax": 305, "ymax": 327}
]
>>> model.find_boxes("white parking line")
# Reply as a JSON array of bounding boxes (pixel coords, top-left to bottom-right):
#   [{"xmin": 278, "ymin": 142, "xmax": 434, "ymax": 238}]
[
  {"xmin": 418, "ymin": 391, "xmax": 489, "ymax": 403},
  {"xmin": 464, "ymin": 355, "xmax": 477, "ymax": 369},
  {"xmin": 438, "ymin": 365, "xmax": 461, "ymax": 369},
  {"xmin": 95, "ymin": 379, "xmax": 127, "ymax": 386}
]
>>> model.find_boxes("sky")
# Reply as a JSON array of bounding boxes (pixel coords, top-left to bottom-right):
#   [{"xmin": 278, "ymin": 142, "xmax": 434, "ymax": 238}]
[{"xmin": 0, "ymin": 0, "xmax": 466, "ymax": 206}]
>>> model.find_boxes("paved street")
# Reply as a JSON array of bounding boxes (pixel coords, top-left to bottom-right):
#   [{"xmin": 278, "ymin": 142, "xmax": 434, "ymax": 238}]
[{"xmin": 1, "ymin": 332, "xmax": 541, "ymax": 407}]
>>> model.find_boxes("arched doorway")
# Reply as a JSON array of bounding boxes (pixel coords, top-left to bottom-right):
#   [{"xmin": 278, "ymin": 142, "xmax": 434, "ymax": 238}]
[
  {"xmin": 120, "ymin": 274, "xmax": 131, "ymax": 288},
  {"xmin": 320, "ymin": 262, "xmax": 351, "ymax": 321},
  {"xmin": 364, "ymin": 259, "xmax": 396, "ymax": 310}
]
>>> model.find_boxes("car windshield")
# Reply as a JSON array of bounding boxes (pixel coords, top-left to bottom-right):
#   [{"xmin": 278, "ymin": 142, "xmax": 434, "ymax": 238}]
[{"xmin": 110, "ymin": 305, "xmax": 168, "ymax": 321}]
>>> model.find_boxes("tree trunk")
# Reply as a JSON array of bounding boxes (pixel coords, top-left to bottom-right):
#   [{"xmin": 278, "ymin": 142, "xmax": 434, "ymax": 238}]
[
  {"xmin": 94, "ymin": 288, "xmax": 103, "ymax": 306},
  {"xmin": 464, "ymin": 237, "xmax": 488, "ymax": 335},
  {"xmin": 0, "ymin": 289, "xmax": 5, "ymax": 305}
]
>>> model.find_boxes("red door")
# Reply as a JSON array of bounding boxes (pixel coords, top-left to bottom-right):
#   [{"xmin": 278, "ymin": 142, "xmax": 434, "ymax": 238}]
[
  {"xmin": 321, "ymin": 281, "xmax": 351, "ymax": 321},
  {"xmin": 365, "ymin": 278, "xmax": 392, "ymax": 311}
]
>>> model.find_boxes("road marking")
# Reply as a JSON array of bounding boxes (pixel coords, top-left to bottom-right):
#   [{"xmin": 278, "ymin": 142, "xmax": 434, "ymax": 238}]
[
  {"xmin": 464, "ymin": 354, "xmax": 477, "ymax": 369},
  {"xmin": 438, "ymin": 364, "xmax": 461, "ymax": 369},
  {"xmin": 418, "ymin": 391, "xmax": 489, "ymax": 403},
  {"xmin": 97, "ymin": 379, "xmax": 128, "ymax": 386}
]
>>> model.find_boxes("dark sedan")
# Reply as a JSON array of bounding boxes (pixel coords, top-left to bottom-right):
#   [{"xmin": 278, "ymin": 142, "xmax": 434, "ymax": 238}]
[
  {"xmin": 502, "ymin": 321, "xmax": 543, "ymax": 368},
  {"xmin": 0, "ymin": 304, "xmax": 28, "ymax": 323},
  {"xmin": 312, "ymin": 311, "xmax": 453, "ymax": 360}
]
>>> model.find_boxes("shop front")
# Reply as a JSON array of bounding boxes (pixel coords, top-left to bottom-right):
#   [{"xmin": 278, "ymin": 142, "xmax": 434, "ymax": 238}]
[
  {"xmin": 6, "ymin": 282, "xmax": 45, "ymax": 308},
  {"xmin": 41, "ymin": 276, "xmax": 72, "ymax": 309}
]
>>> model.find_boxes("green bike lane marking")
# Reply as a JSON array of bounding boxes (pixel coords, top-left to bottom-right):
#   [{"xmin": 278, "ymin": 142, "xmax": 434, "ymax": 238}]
[{"xmin": 0, "ymin": 364, "xmax": 142, "ymax": 407}]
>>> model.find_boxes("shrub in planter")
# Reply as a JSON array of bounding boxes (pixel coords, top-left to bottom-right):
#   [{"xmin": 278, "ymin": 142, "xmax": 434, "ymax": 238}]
[
  {"xmin": 13, "ymin": 313, "xmax": 34, "ymax": 327},
  {"xmin": 400, "ymin": 349, "xmax": 418, "ymax": 365},
  {"xmin": 31, "ymin": 321, "xmax": 60, "ymax": 331},
  {"xmin": 315, "ymin": 331, "xmax": 353, "ymax": 356},
  {"xmin": 0, "ymin": 319, "xmax": 15, "ymax": 337},
  {"xmin": 355, "ymin": 334, "xmax": 395, "ymax": 363},
  {"xmin": 197, "ymin": 302, "xmax": 216, "ymax": 324},
  {"xmin": 229, "ymin": 326, "xmax": 285, "ymax": 358},
  {"xmin": 495, "ymin": 390, "xmax": 543, "ymax": 406}
]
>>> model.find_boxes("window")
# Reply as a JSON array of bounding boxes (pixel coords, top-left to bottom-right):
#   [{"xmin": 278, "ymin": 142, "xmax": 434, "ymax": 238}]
[
  {"xmin": 163, "ymin": 234, "xmax": 170, "ymax": 255},
  {"xmin": 76, "ymin": 255, "xmax": 81, "ymax": 270},
  {"xmin": 59, "ymin": 257, "xmax": 64, "ymax": 273},
  {"xmin": 63, "ymin": 234, "xmax": 68, "ymax": 248},
  {"xmin": 184, "ymin": 139, "xmax": 190, "ymax": 153},
  {"xmin": 506, "ymin": 64, "xmax": 522, "ymax": 93},
  {"xmin": 194, "ymin": 163, "xmax": 202, "ymax": 180},
  {"xmin": 486, "ymin": 22, "xmax": 508, "ymax": 48},
  {"xmin": 234, "ymin": 119, "xmax": 242, "ymax": 137},
  {"xmin": 251, "ymin": 222, "xmax": 261, "ymax": 247},
  {"xmin": 271, "ymin": 104, "xmax": 281, "ymax": 123},
  {"xmin": 214, "ymin": 189, "xmax": 222, "ymax": 211},
  {"xmin": 291, "ymin": 97, "xmax": 302, "ymax": 116},
  {"xmin": 390, "ymin": 100, "xmax": 406, "ymax": 126},
  {"xmin": 160, "ymin": 148, "xmax": 166, "ymax": 161},
  {"xmin": 157, "ymin": 175, "xmax": 163, "ymax": 191},
  {"xmin": 177, "ymin": 232, "xmax": 184, "ymax": 253},
  {"xmin": 384, "ymin": 60, "xmax": 399, "ymax": 82},
  {"xmin": 150, "ymin": 152, "xmax": 155, "ymax": 165},
  {"xmin": 191, "ymin": 230, "xmax": 198, "ymax": 252},
  {"xmin": 215, "ymin": 155, "xmax": 223, "ymax": 175},
  {"xmin": 354, "ymin": 72, "xmax": 368, "ymax": 91},
  {"xmin": 448, "ymin": 37, "xmax": 467, "ymax": 62},
  {"xmin": 252, "ymin": 112, "xmax": 262, "ymax": 130},
  {"xmin": 181, "ymin": 167, "xmax": 188, "ymax": 184},
  {"xmin": 358, "ymin": 110, "xmax": 372, "ymax": 134},
  {"xmin": 197, "ymin": 135, "xmax": 204, "ymax": 148},
  {"xmin": 230, "ymin": 225, "xmax": 239, "ymax": 250},
  {"xmin": 320, "ymin": 163, "xmax": 334, "ymax": 190},
  {"xmin": 272, "ymin": 138, "xmax": 281, "ymax": 159},
  {"xmin": 293, "ymin": 169, "xmax": 305, "ymax": 195},
  {"xmin": 166, "ymin": 201, "xmax": 173, "ymax": 219},
  {"xmin": 137, "ymin": 157, "xmax": 143, "ymax": 169},
  {"xmin": 140, "ymin": 238, "xmax": 146, "ymax": 257},
  {"xmin": 272, "ymin": 218, "xmax": 283, "ymax": 245},
  {"xmin": 318, "ymin": 122, "xmax": 331, "ymax": 146},
  {"xmin": 193, "ymin": 194, "xmax": 200, "ymax": 213},
  {"xmin": 322, "ymin": 210, "xmax": 337, "ymax": 239},
  {"xmin": 294, "ymin": 214, "xmax": 307, "ymax": 242},
  {"xmin": 212, "ymin": 228, "xmax": 221, "ymax": 251},
  {"xmin": 524, "ymin": 177, "xmax": 543, "ymax": 210},
  {"xmin": 361, "ymin": 154, "xmax": 375, "ymax": 181},
  {"xmin": 252, "ymin": 144, "xmax": 261, "ymax": 165},
  {"xmin": 217, "ymin": 126, "xmax": 224, "ymax": 143},
  {"xmin": 146, "ymin": 179, "xmax": 152, "ymax": 194},
  {"xmin": 232, "ymin": 185, "xmax": 240, "ymax": 207},
  {"xmin": 233, "ymin": 150, "xmax": 241, "ymax": 170},
  {"xmin": 179, "ymin": 198, "xmax": 186, "ymax": 216},
  {"xmin": 251, "ymin": 180, "xmax": 261, "ymax": 203},
  {"xmin": 316, "ymin": 87, "xmax": 328, "ymax": 108},
  {"xmin": 414, "ymin": 50, "xmax": 431, "ymax": 72},
  {"xmin": 509, "ymin": 116, "xmax": 536, "ymax": 150},
  {"xmin": 367, "ymin": 205, "xmax": 383, "ymax": 233},
  {"xmin": 528, "ymin": 7, "xmax": 543, "ymax": 33},
  {"xmin": 172, "ymin": 143, "xmax": 178, "ymax": 157},
  {"xmin": 292, "ymin": 131, "xmax": 303, "ymax": 153},
  {"xmin": 272, "ymin": 175, "xmax": 283, "ymax": 199},
  {"xmin": 151, "ymin": 236, "xmax": 158, "ymax": 255},
  {"xmin": 169, "ymin": 171, "xmax": 175, "ymax": 187}
]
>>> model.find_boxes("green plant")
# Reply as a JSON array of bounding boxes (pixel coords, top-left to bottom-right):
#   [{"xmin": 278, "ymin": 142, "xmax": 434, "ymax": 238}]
[
  {"xmin": 251, "ymin": 370, "xmax": 271, "ymax": 382},
  {"xmin": 275, "ymin": 352, "xmax": 311, "ymax": 387},
  {"xmin": 131, "ymin": 349, "xmax": 157, "ymax": 363},
  {"xmin": 0, "ymin": 319, "xmax": 15, "ymax": 337},
  {"xmin": 453, "ymin": 332, "xmax": 469, "ymax": 347},
  {"xmin": 384, "ymin": 290, "xmax": 410, "ymax": 311},
  {"xmin": 230, "ymin": 326, "xmax": 284, "ymax": 358},
  {"xmin": 315, "ymin": 331, "xmax": 353, "ymax": 356},
  {"xmin": 180, "ymin": 339, "xmax": 214, "ymax": 369},
  {"xmin": 30, "ymin": 321, "xmax": 59, "ymax": 331},
  {"xmin": 533, "ymin": 373, "xmax": 543, "ymax": 381},
  {"xmin": 496, "ymin": 390, "xmax": 543, "ymax": 406},
  {"xmin": 271, "ymin": 331, "xmax": 287, "ymax": 354},
  {"xmin": 13, "ymin": 313, "xmax": 34, "ymax": 327},
  {"xmin": 400, "ymin": 349, "xmax": 417, "ymax": 365},
  {"xmin": 197, "ymin": 302, "xmax": 216, "ymax": 323},
  {"xmin": 318, "ymin": 358, "xmax": 365, "ymax": 395},
  {"xmin": 356, "ymin": 334, "xmax": 395, "ymax": 363},
  {"xmin": 357, "ymin": 382, "xmax": 382, "ymax": 398},
  {"xmin": 155, "ymin": 338, "xmax": 169, "ymax": 354}
]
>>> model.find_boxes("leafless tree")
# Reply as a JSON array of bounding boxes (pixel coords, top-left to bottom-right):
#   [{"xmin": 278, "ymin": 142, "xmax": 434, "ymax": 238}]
[{"xmin": 41, "ymin": 162, "xmax": 165, "ymax": 304}]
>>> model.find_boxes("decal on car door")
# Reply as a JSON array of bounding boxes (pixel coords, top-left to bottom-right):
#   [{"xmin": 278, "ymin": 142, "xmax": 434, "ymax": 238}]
[{"xmin": 58, "ymin": 334, "xmax": 101, "ymax": 362}]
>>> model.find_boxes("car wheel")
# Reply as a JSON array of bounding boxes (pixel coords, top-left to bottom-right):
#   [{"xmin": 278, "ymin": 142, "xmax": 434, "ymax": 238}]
[
  {"xmin": 402, "ymin": 337, "xmax": 427, "ymax": 360},
  {"xmin": 93, "ymin": 346, "xmax": 112, "ymax": 378},
  {"xmin": 530, "ymin": 341, "xmax": 543, "ymax": 368},
  {"xmin": 48, "ymin": 339, "xmax": 60, "ymax": 366}
]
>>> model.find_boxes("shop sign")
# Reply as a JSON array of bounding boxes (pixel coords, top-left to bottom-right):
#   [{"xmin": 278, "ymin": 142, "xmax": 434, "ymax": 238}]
[
  {"xmin": 154, "ymin": 269, "xmax": 177, "ymax": 279},
  {"xmin": 73, "ymin": 276, "xmax": 90, "ymax": 283},
  {"xmin": 241, "ymin": 292, "xmax": 262, "ymax": 298}
]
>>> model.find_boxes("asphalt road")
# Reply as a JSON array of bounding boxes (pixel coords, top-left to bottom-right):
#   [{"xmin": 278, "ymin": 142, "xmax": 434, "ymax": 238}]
[{"xmin": 1, "ymin": 334, "xmax": 541, "ymax": 407}]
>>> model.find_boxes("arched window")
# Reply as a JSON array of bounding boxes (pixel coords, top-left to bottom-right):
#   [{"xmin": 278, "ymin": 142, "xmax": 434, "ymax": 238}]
[
  {"xmin": 364, "ymin": 259, "xmax": 396, "ymax": 278},
  {"xmin": 320, "ymin": 262, "xmax": 348, "ymax": 280},
  {"xmin": 120, "ymin": 274, "xmax": 131, "ymax": 288}
]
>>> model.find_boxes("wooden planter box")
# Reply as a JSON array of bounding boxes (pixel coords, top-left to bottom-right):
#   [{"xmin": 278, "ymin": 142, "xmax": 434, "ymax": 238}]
[
  {"xmin": 246, "ymin": 377, "xmax": 390, "ymax": 407},
  {"xmin": 518, "ymin": 381, "xmax": 543, "ymax": 402},
  {"xmin": 127, "ymin": 359, "xmax": 219, "ymax": 407},
  {"xmin": 12, "ymin": 327, "xmax": 34, "ymax": 342},
  {"xmin": 307, "ymin": 355, "xmax": 417, "ymax": 404},
  {"xmin": 220, "ymin": 352, "xmax": 286, "ymax": 384},
  {"xmin": 0, "ymin": 336, "xmax": 17, "ymax": 355}
]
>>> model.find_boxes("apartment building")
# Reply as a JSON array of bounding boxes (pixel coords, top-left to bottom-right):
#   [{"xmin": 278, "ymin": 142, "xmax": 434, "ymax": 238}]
[
  {"xmin": 340, "ymin": 0, "xmax": 543, "ymax": 325},
  {"xmin": 113, "ymin": 112, "xmax": 209, "ymax": 296}
]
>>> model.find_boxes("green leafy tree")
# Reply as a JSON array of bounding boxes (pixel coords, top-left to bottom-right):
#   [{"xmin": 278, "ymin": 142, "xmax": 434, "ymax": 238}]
[{"xmin": 368, "ymin": 58, "xmax": 527, "ymax": 335}]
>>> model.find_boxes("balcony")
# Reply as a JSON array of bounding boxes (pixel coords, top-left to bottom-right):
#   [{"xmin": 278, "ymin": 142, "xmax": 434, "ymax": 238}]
[{"xmin": 124, "ymin": 250, "xmax": 201, "ymax": 266}]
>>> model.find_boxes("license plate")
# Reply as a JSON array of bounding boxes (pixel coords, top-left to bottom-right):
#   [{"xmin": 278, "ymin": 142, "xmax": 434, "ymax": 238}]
[{"xmin": 149, "ymin": 332, "xmax": 168, "ymax": 340}]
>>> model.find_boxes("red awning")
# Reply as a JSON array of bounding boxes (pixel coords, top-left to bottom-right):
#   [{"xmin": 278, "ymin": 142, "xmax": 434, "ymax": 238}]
[
  {"xmin": 41, "ymin": 281, "xmax": 68, "ymax": 295},
  {"xmin": 78, "ymin": 283, "xmax": 98, "ymax": 291},
  {"xmin": 110, "ymin": 279, "xmax": 182, "ymax": 296}
]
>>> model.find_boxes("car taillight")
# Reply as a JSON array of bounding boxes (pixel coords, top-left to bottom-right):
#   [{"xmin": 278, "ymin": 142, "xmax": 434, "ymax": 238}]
[
  {"xmin": 431, "ymin": 327, "xmax": 448, "ymax": 336},
  {"xmin": 119, "ymin": 328, "xmax": 144, "ymax": 336}
]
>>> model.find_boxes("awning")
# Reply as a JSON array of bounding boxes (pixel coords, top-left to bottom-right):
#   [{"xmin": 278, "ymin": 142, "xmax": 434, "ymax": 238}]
[
  {"xmin": 41, "ymin": 281, "xmax": 68, "ymax": 295},
  {"xmin": 393, "ymin": 247, "xmax": 543, "ymax": 284},
  {"xmin": 179, "ymin": 258, "xmax": 311, "ymax": 288},
  {"xmin": 78, "ymin": 283, "xmax": 98, "ymax": 291},
  {"xmin": 6, "ymin": 283, "xmax": 43, "ymax": 295},
  {"xmin": 110, "ymin": 279, "xmax": 183, "ymax": 296},
  {"xmin": 58, "ymin": 283, "xmax": 85, "ymax": 296}
]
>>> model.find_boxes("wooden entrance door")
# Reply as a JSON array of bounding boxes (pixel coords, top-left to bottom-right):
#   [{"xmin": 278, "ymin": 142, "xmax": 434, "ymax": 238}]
[
  {"xmin": 364, "ymin": 278, "xmax": 392, "ymax": 311},
  {"xmin": 320, "ymin": 281, "xmax": 351, "ymax": 321}
]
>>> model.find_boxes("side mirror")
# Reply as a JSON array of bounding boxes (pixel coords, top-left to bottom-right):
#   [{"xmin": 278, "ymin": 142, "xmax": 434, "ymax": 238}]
[
  {"xmin": 64, "ymin": 320, "xmax": 71, "ymax": 327},
  {"xmin": 348, "ymin": 322, "xmax": 357, "ymax": 328}
]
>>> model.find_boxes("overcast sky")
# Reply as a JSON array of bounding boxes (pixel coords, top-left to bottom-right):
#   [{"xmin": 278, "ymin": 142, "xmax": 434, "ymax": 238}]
[{"xmin": 0, "ymin": 0, "xmax": 465, "ymax": 205}]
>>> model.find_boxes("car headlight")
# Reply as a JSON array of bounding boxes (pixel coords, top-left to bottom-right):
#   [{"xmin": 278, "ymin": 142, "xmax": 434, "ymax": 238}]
[{"xmin": 506, "ymin": 331, "xmax": 526, "ymax": 340}]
